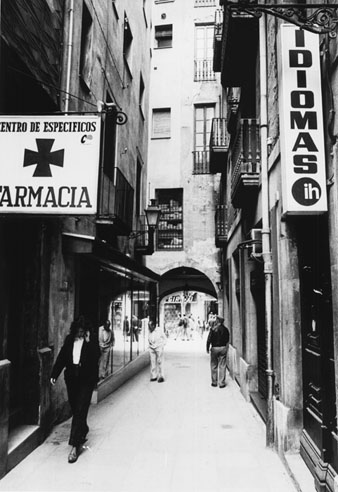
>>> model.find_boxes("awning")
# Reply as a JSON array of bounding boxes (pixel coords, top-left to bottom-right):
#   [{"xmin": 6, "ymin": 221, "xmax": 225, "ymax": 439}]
[{"xmin": 62, "ymin": 232, "xmax": 160, "ymax": 283}]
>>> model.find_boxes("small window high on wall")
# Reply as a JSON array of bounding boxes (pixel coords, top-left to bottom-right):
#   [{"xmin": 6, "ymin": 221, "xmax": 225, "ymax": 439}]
[
  {"xmin": 156, "ymin": 189, "xmax": 183, "ymax": 251},
  {"xmin": 155, "ymin": 24, "xmax": 173, "ymax": 48}
]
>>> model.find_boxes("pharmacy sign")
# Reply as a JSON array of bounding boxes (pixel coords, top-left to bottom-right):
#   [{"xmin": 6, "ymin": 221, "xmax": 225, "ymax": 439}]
[{"xmin": 0, "ymin": 115, "xmax": 101, "ymax": 214}]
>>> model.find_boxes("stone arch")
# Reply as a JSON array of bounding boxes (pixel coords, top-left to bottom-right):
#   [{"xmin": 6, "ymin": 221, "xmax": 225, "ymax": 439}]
[{"xmin": 159, "ymin": 266, "xmax": 217, "ymax": 300}]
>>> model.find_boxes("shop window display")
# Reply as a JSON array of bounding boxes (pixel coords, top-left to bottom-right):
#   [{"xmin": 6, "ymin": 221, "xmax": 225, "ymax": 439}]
[{"xmin": 98, "ymin": 274, "xmax": 153, "ymax": 383}]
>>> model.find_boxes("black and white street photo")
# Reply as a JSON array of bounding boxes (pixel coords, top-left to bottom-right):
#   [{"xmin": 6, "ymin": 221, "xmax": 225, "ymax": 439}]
[{"xmin": 0, "ymin": 1, "xmax": 337, "ymax": 491}]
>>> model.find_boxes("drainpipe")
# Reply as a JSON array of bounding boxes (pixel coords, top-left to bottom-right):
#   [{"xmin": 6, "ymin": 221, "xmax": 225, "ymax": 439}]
[
  {"xmin": 64, "ymin": 0, "xmax": 74, "ymax": 112},
  {"xmin": 259, "ymin": 12, "xmax": 274, "ymax": 447}
]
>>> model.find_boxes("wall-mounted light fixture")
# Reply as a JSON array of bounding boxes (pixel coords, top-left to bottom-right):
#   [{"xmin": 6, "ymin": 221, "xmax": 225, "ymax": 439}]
[
  {"xmin": 129, "ymin": 199, "xmax": 161, "ymax": 255},
  {"xmin": 216, "ymin": 280, "xmax": 223, "ymax": 292}
]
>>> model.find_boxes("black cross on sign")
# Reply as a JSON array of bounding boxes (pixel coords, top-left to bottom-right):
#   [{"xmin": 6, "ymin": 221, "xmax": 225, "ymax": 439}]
[{"xmin": 23, "ymin": 139, "xmax": 64, "ymax": 177}]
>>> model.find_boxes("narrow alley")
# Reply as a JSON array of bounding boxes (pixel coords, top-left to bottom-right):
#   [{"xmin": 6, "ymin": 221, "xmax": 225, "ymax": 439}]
[{"xmin": 0, "ymin": 338, "xmax": 314, "ymax": 492}]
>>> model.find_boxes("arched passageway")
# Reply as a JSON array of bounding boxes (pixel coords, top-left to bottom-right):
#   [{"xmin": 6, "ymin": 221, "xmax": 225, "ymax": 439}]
[{"xmin": 158, "ymin": 267, "xmax": 218, "ymax": 339}]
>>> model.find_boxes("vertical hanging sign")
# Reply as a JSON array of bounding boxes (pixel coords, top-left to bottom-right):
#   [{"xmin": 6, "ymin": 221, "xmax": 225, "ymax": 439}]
[{"xmin": 278, "ymin": 24, "xmax": 327, "ymax": 215}]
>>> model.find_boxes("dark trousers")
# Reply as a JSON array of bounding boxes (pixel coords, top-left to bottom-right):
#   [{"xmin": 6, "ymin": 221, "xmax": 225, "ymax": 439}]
[{"xmin": 65, "ymin": 368, "xmax": 95, "ymax": 447}]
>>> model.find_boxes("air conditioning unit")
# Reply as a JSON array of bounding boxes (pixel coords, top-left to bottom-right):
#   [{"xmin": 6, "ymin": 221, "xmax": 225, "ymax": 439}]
[{"xmin": 250, "ymin": 229, "xmax": 262, "ymax": 257}]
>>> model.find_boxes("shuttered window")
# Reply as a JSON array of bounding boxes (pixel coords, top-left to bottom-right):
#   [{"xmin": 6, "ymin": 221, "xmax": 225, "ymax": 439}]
[
  {"xmin": 155, "ymin": 24, "xmax": 173, "ymax": 48},
  {"xmin": 152, "ymin": 108, "xmax": 171, "ymax": 138}
]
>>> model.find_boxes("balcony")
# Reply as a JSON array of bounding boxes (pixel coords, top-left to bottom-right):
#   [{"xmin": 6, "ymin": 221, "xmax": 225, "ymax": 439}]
[
  {"xmin": 213, "ymin": 9, "xmax": 223, "ymax": 72},
  {"xmin": 209, "ymin": 117, "xmax": 230, "ymax": 174},
  {"xmin": 194, "ymin": 59, "xmax": 216, "ymax": 82},
  {"xmin": 192, "ymin": 150, "xmax": 210, "ymax": 174},
  {"xmin": 218, "ymin": 6, "xmax": 258, "ymax": 87},
  {"xmin": 96, "ymin": 167, "xmax": 134, "ymax": 234},
  {"xmin": 230, "ymin": 119, "xmax": 261, "ymax": 208},
  {"xmin": 215, "ymin": 204, "xmax": 228, "ymax": 247}
]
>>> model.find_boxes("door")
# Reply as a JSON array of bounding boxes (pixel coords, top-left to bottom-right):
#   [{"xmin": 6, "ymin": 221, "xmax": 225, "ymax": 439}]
[{"xmin": 298, "ymin": 218, "xmax": 337, "ymax": 471}]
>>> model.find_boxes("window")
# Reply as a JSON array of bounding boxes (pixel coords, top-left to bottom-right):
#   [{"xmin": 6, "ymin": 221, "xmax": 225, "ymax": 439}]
[
  {"xmin": 194, "ymin": 24, "xmax": 215, "ymax": 81},
  {"xmin": 156, "ymin": 189, "xmax": 183, "ymax": 251},
  {"xmin": 193, "ymin": 104, "xmax": 215, "ymax": 174},
  {"xmin": 155, "ymin": 24, "xmax": 173, "ymax": 49},
  {"xmin": 123, "ymin": 13, "xmax": 133, "ymax": 72},
  {"xmin": 139, "ymin": 74, "xmax": 145, "ymax": 119},
  {"xmin": 80, "ymin": 2, "xmax": 93, "ymax": 90},
  {"xmin": 152, "ymin": 108, "xmax": 171, "ymax": 138}
]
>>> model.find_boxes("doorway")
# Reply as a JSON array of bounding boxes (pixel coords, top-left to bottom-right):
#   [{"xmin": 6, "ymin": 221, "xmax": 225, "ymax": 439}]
[{"xmin": 297, "ymin": 217, "xmax": 338, "ymax": 474}]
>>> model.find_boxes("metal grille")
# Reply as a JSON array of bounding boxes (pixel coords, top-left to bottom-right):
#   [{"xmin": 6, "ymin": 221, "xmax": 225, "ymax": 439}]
[
  {"xmin": 194, "ymin": 0, "xmax": 216, "ymax": 7},
  {"xmin": 192, "ymin": 150, "xmax": 210, "ymax": 174}
]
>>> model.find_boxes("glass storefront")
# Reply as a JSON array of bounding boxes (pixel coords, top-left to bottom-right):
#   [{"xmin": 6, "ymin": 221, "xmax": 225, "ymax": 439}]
[{"xmin": 97, "ymin": 268, "xmax": 156, "ymax": 383}]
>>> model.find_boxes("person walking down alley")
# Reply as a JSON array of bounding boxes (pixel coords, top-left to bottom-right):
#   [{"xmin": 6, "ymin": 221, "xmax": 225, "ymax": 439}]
[
  {"xmin": 50, "ymin": 316, "xmax": 100, "ymax": 463},
  {"xmin": 148, "ymin": 319, "xmax": 166, "ymax": 383},
  {"xmin": 98, "ymin": 319, "xmax": 115, "ymax": 380},
  {"xmin": 206, "ymin": 316, "xmax": 230, "ymax": 388}
]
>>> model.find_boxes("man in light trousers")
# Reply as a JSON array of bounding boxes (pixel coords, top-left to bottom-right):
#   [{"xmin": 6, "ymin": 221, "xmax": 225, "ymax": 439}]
[{"xmin": 148, "ymin": 320, "xmax": 166, "ymax": 383}]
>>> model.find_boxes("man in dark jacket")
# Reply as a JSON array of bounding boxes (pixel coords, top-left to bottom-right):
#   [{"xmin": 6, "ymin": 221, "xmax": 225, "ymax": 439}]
[
  {"xmin": 206, "ymin": 316, "xmax": 230, "ymax": 388},
  {"xmin": 50, "ymin": 316, "xmax": 100, "ymax": 463}
]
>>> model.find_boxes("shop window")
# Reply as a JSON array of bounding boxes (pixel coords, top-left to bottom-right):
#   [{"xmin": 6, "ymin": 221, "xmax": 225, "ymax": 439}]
[
  {"xmin": 155, "ymin": 24, "xmax": 173, "ymax": 49},
  {"xmin": 152, "ymin": 108, "xmax": 171, "ymax": 138},
  {"xmin": 80, "ymin": 2, "xmax": 93, "ymax": 91},
  {"xmin": 98, "ymin": 275, "xmax": 153, "ymax": 381},
  {"xmin": 156, "ymin": 188, "xmax": 183, "ymax": 250}
]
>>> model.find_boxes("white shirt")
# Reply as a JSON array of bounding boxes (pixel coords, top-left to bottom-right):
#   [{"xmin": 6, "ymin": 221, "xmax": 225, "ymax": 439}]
[
  {"xmin": 148, "ymin": 326, "xmax": 166, "ymax": 349},
  {"xmin": 72, "ymin": 338, "xmax": 84, "ymax": 364}
]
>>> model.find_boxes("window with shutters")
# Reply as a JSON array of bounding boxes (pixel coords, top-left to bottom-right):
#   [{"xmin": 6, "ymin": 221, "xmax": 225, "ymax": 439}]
[
  {"xmin": 193, "ymin": 104, "xmax": 215, "ymax": 174},
  {"xmin": 80, "ymin": 2, "xmax": 93, "ymax": 91},
  {"xmin": 152, "ymin": 108, "xmax": 171, "ymax": 139},
  {"xmin": 194, "ymin": 24, "xmax": 216, "ymax": 81},
  {"xmin": 155, "ymin": 24, "xmax": 173, "ymax": 49}
]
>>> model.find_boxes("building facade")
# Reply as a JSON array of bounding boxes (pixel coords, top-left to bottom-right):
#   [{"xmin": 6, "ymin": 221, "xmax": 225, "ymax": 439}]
[
  {"xmin": 146, "ymin": 0, "xmax": 222, "ymax": 318},
  {"xmin": 0, "ymin": 0, "xmax": 157, "ymax": 477},
  {"xmin": 213, "ymin": 1, "xmax": 338, "ymax": 491}
]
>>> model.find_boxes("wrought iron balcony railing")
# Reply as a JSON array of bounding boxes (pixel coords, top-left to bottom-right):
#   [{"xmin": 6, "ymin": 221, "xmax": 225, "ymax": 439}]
[
  {"xmin": 194, "ymin": 59, "xmax": 216, "ymax": 82},
  {"xmin": 210, "ymin": 117, "xmax": 230, "ymax": 173},
  {"xmin": 230, "ymin": 118, "xmax": 261, "ymax": 208},
  {"xmin": 194, "ymin": 0, "xmax": 216, "ymax": 7},
  {"xmin": 96, "ymin": 167, "xmax": 134, "ymax": 234},
  {"xmin": 192, "ymin": 150, "xmax": 210, "ymax": 174}
]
